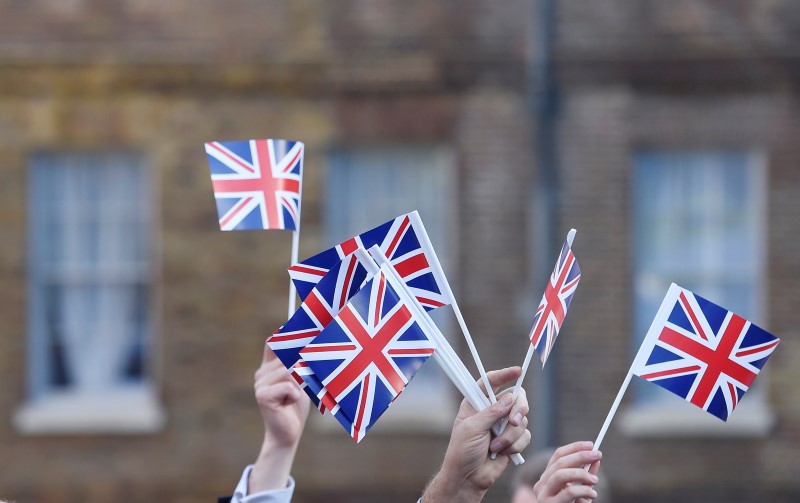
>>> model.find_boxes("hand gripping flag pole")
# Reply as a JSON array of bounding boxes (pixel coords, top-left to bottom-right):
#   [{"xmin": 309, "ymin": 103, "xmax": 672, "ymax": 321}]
[
  {"xmin": 491, "ymin": 229, "xmax": 580, "ymax": 459},
  {"xmin": 369, "ymin": 245, "xmax": 525, "ymax": 465}
]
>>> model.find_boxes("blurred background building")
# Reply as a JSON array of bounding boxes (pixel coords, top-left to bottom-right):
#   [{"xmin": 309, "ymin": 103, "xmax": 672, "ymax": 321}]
[{"xmin": 0, "ymin": 0, "xmax": 798, "ymax": 501}]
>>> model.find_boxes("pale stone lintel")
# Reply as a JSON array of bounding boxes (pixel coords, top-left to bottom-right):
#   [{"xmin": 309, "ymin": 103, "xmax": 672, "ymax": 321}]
[
  {"xmin": 14, "ymin": 387, "xmax": 166, "ymax": 435},
  {"xmin": 619, "ymin": 397, "xmax": 773, "ymax": 438}
]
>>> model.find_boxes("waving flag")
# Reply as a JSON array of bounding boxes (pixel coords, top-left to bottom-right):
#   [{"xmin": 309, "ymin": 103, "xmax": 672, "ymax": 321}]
[
  {"xmin": 289, "ymin": 211, "xmax": 451, "ymax": 311},
  {"xmin": 632, "ymin": 284, "xmax": 780, "ymax": 421},
  {"xmin": 300, "ymin": 266, "xmax": 436, "ymax": 442},
  {"xmin": 268, "ymin": 249, "xmax": 376, "ymax": 412},
  {"xmin": 205, "ymin": 139, "xmax": 303, "ymax": 231},
  {"xmin": 530, "ymin": 234, "xmax": 581, "ymax": 365}
]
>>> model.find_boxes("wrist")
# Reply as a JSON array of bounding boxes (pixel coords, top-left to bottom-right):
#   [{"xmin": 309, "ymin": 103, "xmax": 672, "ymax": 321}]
[
  {"xmin": 421, "ymin": 468, "xmax": 487, "ymax": 503},
  {"xmin": 248, "ymin": 437, "xmax": 299, "ymax": 494}
]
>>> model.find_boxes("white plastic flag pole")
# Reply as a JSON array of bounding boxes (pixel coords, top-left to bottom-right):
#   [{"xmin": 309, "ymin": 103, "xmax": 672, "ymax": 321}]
[
  {"xmin": 591, "ymin": 369, "xmax": 633, "ymax": 452},
  {"xmin": 490, "ymin": 229, "xmax": 577, "ymax": 459},
  {"xmin": 450, "ymin": 304, "xmax": 498, "ymax": 406},
  {"xmin": 286, "ymin": 142, "xmax": 305, "ymax": 319},
  {"xmin": 581, "ymin": 368, "xmax": 634, "ymax": 471},
  {"xmin": 407, "ymin": 212, "xmax": 498, "ymax": 407},
  {"xmin": 369, "ymin": 247, "xmax": 523, "ymax": 465}
]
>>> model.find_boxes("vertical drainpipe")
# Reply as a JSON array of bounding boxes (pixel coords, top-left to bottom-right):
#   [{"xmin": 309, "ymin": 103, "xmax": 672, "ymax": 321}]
[{"xmin": 528, "ymin": 0, "xmax": 558, "ymax": 449}]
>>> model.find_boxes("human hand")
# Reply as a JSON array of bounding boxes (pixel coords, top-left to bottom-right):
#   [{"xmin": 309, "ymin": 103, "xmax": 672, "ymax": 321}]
[
  {"xmin": 422, "ymin": 367, "xmax": 531, "ymax": 503},
  {"xmin": 530, "ymin": 441, "xmax": 602, "ymax": 503},
  {"xmin": 249, "ymin": 343, "xmax": 311, "ymax": 493}
]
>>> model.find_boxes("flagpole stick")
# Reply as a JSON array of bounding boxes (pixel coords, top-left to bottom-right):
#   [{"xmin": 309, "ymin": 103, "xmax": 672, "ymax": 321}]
[
  {"xmin": 566, "ymin": 228, "xmax": 576, "ymax": 248},
  {"xmin": 405, "ymin": 212, "xmax": 499, "ymax": 405},
  {"xmin": 592, "ymin": 369, "xmax": 632, "ymax": 452},
  {"xmin": 581, "ymin": 369, "xmax": 633, "ymax": 471},
  {"xmin": 287, "ymin": 141, "xmax": 305, "ymax": 319},
  {"xmin": 451, "ymin": 303, "xmax": 498, "ymax": 405}
]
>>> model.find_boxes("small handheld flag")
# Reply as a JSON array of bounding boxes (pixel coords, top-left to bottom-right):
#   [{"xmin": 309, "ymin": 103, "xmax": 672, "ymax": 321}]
[
  {"xmin": 205, "ymin": 139, "xmax": 303, "ymax": 231},
  {"xmin": 492, "ymin": 229, "xmax": 580, "ymax": 458},
  {"xmin": 591, "ymin": 283, "xmax": 781, "ymax": 458},
  {"xmin": 530, "ymin": 229, "xmax": 581, "ymax": 365},
  {"xmin": 631, "ymin": 283, "xmax": 780, "ymax": 421}
]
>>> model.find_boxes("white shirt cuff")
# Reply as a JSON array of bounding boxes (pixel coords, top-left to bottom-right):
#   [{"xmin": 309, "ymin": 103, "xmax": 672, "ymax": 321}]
[{"xmin": 231, "ymin": 464, "xmax": 295, "ymax": 503}]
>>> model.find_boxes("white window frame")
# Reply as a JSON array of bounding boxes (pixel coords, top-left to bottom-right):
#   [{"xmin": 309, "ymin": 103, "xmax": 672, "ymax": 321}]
[
  {"xmin": 620, "ymin": 149, "xmax": 773, "ymax": 437},
  {"xmin": 15, "ymin": 151, "xmax": 164, "ymax": 435}
]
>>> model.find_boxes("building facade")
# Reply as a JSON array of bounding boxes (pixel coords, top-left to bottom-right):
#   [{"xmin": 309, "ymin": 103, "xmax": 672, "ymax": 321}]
[{"xmin": 0, "ymin": 1, "xmax": 797, "ymax": 502}]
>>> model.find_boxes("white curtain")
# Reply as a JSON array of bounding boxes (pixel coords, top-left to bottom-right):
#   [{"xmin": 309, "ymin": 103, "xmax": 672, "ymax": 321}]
[{"xmin": 35, "ymin": 153, "xmax": 147, "ymax": 393}]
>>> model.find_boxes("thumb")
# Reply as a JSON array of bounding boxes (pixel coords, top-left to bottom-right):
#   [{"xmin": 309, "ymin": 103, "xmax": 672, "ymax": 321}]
[
  {"xmin": 470, "ymin": 393, "xmax": 514, "ymax": 431},
  {"xmin": 263, "ymin": 337, "xmax": 278, "ymax": 365}
]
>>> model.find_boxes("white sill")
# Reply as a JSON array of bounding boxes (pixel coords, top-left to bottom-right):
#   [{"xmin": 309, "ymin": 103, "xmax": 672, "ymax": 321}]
[
  {"xmin": 619, "ymin": 397, "xmax": 774, "ymax": 438},
  {"xmin": 14, "ymin": 387, "xmax": 166, "ymax": 435}
]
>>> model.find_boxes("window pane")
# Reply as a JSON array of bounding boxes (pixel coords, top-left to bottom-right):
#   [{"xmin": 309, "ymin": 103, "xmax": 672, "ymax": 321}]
[
  {"xmin": 633, "ymin": 151, "xmax": 764, "ymax": 403},
  {"xmin": 29, "ymin": 152, "xmax": 153, "ymax": 397}
]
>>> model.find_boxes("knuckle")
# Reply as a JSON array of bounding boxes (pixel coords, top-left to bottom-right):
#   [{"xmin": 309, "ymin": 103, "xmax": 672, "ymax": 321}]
[{"xmin": 566, "ymin": 486, "xmax": 582, "ymax": 498}]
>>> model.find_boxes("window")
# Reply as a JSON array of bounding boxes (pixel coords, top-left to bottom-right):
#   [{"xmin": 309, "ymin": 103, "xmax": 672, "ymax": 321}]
[
  {"xmin": 16, "ymin": 152, "xmax": 164, "ymax": 434},
  {"xmin": 323, "ymin": 146, "xmax": 457, "ymax": 431},
  {"xmin": 622, "ymin": 150, "xmax": 771, "ymax": 436}
]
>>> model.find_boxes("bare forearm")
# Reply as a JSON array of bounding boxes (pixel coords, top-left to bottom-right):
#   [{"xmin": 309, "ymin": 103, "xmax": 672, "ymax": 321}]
[{"xmin": 421, "ymin": 469, "xmax": 487, "ymax": 503}]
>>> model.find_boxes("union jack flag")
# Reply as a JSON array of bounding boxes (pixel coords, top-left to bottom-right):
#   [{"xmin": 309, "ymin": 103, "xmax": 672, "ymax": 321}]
[
  {"xmin": 529, "ymin": 235, "xmax": 581, "ymax": 365},
  {"xmin": 205, "ymin": 139, "xmax": 303, "ymax": 231},
  {"xmin": 300, "ymin": 266, "xmax": 436, "ymax": 442},
  {"xmin": 632, "ymin": 284, "xmax": 780, "ymax": 421},
  {"xmin": 289, "ymin": 211, "xmax": 451, "ymax": 312},
  {"xmin": 268, "ymin": 249, "xmax": 376, "ymax": 412}
]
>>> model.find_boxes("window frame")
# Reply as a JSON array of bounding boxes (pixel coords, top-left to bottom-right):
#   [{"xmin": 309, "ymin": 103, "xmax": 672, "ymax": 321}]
[
  {"xmin": 620, "ymin": 149, "xmax": 773, "ymax": 437},
  {"xmin": 15, "ymin": 150, "xmax": 165, "ymax": 435}
]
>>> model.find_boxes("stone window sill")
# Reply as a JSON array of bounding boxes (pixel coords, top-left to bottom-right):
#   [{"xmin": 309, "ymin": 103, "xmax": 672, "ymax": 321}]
[
  {"xmin": 618, "ymin": 396, "xmax": 773, "ymax": 438},
  {"xmin": 14, "ymin": 386, "xmax": 166, "ymax": 435}
]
